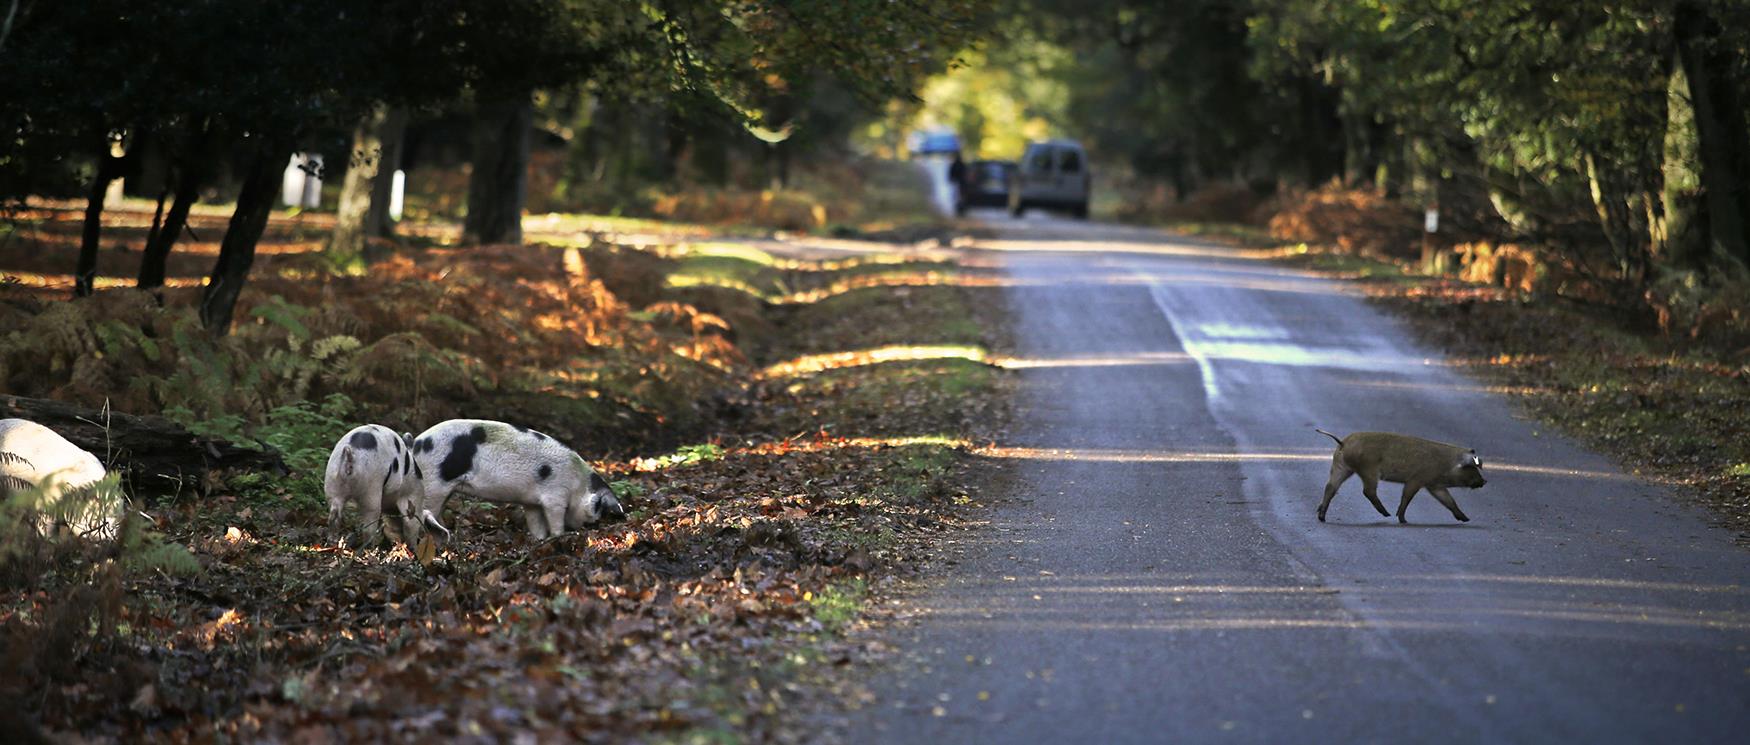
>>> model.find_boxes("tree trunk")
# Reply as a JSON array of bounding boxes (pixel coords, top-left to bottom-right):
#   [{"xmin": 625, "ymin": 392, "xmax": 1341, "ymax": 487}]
[
  {"xmin": 769, "ymin": 143, "xmax": 791, "ymax": 191},
  {"xmin": 463, "ymin": 94, "xmax": 532, "ymax": 245},
  {"xmin": 137, "ymin": 159, "xmax": 207, "ymax": 291},
  {"xmin": 1368, "ymin": 116, "xmax": 1397, "ymax": 196},
  {"xmin": 1342, "ymin": 109, "xmax": 1370, "ymax": 188},
  {"xmin": 1674, "ymin": 1, "xmax": 1750, "ymax": 268},
  {"xmin": 138, "ymin": 123, "xmax": 213, "ymax": 291},
  {"xmin": 75, "ymin": 147, "xmax": 123, "ymax": 298},
  {"xmin": 1, "ymin": 393, "xmax": 288, "ymax": 500},
  {"xmin": 1296, "ymin": 74, "xmax": 1345, "ymax": 188},
  {"xmin": 368, "ymin": 109, "xmax": 406, "ymax": 239},
  {"xmin": 1661, "ymin": 58, "xmax": 1710, "ymax": 268},
  {"xmin": 330, "ymin": 104, "xmax": 407, "ymax": 260},
  {"xmin": 1585, "ymin": 150, "xmax": 1652, "ymax": 283},
  {"xmin": 200, "ymin": 137, "xmax": 286, "ymax": 336}
]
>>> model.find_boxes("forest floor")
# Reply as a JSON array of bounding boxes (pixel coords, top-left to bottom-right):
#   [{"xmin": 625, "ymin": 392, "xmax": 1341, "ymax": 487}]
[
  {"xmin": 0, "ymin": 194, "xmax": 1018, "ymax": 742},
  {"xmin": 1167, "ymin": 221, "xmax": 1750, "ymax": 546}
]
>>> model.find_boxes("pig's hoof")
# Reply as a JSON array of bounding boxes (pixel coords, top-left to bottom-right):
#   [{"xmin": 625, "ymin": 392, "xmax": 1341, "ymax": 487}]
[
  {"xmin": 1317, "ymin": 512, "xmax": 1326, "ymax": 522},
  {"xmin": 1457, "ymin": 515, "xmax": 1470, "ymax": 522},
  {"xmin": 1397, "ymin": 516, "xmax": 1408, "ymax": 524}
]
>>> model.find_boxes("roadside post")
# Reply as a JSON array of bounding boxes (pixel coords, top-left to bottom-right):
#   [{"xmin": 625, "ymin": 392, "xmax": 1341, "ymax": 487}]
[
  {"xmin": 280, "ymin": 153, "xmax": 324, "ymax": 209},
  {"xmin": 389, "ymin": 169, "xmax": 406, "ymax": 221},
  {"xmin": 1421, "ymin": 202, "xmax": 1442, "ymax": 274}
]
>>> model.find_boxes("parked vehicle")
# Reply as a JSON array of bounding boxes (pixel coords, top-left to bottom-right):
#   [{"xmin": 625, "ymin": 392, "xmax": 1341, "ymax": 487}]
[
  {"xmin": 1009, "ymin": 139, "xmax": 1090, "ymax": 218},
  {"xmin": 956, "ymin": 159, "xmax": 1015, "ymax": 214}
]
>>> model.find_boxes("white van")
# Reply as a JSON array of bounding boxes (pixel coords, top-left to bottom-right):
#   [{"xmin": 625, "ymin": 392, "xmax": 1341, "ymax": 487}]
[{"xmin": 1009, "ymin": 139, "xmax": 1091, "ymax": 218}]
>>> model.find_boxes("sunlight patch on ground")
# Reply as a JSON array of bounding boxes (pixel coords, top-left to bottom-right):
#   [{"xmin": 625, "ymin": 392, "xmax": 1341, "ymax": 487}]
[
  {"xmin": 1334, "ymin": 377, "xmax": 1551, "ymax": 397},
  {"xmin": 0, "ymin": 271, "xmax": 205, "ymax": 290},
  {"xmin": 925, "ymin": 604, "xmax": 1750, "ymax": 630},
  {"xmin": 665, "ymin": 270, "xmax": 1005, "ymax": 304},
  {"xmin": 972, "ymin": 445, "xmax": 1639, "ymax": 482},
  {"xmin": 971, "ymin": 237, "xmax": 1277, "ymax": 260},
  {"xmin": 657, "ymin": 241, "xmax": 948, "ymax": 272},
  {"xmin": 707, "ymin": 436, "xmax": 1642, "ymax": 484},
  {"xmin": 924, "ymin": 610, "xmax": 1750, "ymax": 634},
  {"xmin": 992, "ymin": 351, "xmax": 1195, "ymax": 369},
  {"xmin": 760, "ymin": 346, "xmax": 1198, "ymax": 378},
  {"xmin": 974, "ymin": 446, "xmax": 1330, "ymax": 464},
  {"xmin": 918, "ymin": 571, "xmax": 1750, "ymax": 635},
  {"xmin": 1411, "ymin": 573, "xmax": 1748, "ymax": 594},
  {"xmin": 760, "ymin": 345, "xmax": 992, "ymax": 378}
]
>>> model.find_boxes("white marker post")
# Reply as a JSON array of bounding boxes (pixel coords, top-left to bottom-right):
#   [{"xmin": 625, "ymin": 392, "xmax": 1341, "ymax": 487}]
[
  {"xmin": 389, "ymin": 169, "xmax": 406, "ymax": 221},
  {"xmin": 281, "ymin": 154, "xmax": 305, "ymax": 207},
  {"xmin": 280, "ymin": 153, "xmax": 325, "ymax": 209},
  {"xmin": 300, "ymin": 153, "xmax": 324, "ymax": 208},
  {"xmin": 1421, "ymin": 203, "xmax": 1440, "ymax": 273}
]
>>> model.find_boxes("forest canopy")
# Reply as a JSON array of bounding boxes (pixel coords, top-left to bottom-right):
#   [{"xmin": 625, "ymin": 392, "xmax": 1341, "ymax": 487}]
[{"xmin": 907, "ymin": 0, "xmax": 1750, "ymax": 294}]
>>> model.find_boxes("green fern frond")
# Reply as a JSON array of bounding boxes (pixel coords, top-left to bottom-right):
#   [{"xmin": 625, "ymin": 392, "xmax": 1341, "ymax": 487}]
[
  {"xmin": 310, "ymin": 334, "xmax": 362, "ymax": 362},
  {"xmin": 420, "ymin": 313, "xmax": 482, "ymax": 338},
  {"xmin": 250, "ymin": 295, "xmax": 312, "ymax": 339}
]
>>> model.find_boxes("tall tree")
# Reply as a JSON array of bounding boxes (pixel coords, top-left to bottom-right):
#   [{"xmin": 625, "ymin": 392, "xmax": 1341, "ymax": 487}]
[
  {"xmin": 463, "ymin": 95, "xmax": 534, "ymax": 245},
  {"xmin": 199, "ymin": 136, "xmax": 286, "ymax": 335},
  {"xmin": 329, "ymin": 105, "xmax": 407, "ymax": 260},
  {"xmin": 1674, "ymin": 0, "xmax": 1750, "ymax": 267}
]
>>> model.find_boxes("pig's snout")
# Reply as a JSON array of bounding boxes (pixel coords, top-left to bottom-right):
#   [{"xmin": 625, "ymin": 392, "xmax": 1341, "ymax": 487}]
[{"xmin": 599, "ymin": 494, "xmax": 628, "ymax": 522}]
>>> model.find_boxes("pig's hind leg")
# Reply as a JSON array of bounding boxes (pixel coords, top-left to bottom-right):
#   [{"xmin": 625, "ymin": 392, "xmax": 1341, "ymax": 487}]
[
  {"xmin": 325, "ymin": 484, "xmax": 347, "ymax": 534},
  {"xmin": 1356, "ymin": 466, "xmax": 1391, "ymax": 518},
  {"xmin": 1317, "ymin": 460, "xmax": 1355, "ymax": 522},
  {"xmin": 357, "ymin": 481, "xmax": 388, "ymax": 548}
]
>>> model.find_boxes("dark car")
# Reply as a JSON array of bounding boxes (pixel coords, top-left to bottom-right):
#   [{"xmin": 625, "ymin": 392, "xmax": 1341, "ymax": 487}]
[{"xmin": 956, "ymin": 160, "xmax": 1015, "ymax": 214}]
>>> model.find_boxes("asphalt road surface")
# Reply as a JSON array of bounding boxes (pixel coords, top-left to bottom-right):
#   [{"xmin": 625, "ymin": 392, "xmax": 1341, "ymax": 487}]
[{"xmin": 848, "ymin": 211, "xmax": 1750, "ymax": 743}]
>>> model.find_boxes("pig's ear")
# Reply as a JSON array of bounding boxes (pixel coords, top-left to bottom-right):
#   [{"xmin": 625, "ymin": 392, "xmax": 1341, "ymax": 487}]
[
  {"xmin": 402, "ymin": 432, "xmax": 416, "ymax": 447},
  {"xmin": 589, "ymin": 471, "xmax": 611, "ymax": 494}
]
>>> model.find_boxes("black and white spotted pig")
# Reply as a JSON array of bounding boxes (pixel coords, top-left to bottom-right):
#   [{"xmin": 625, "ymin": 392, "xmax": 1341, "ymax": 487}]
[
  {"xmin": 408, "ymin": 419, "xmax": 625, "ymax": 541},
  {"xmin": 323, "ymin": 424, "xmax": 422, "ymax": 546}
]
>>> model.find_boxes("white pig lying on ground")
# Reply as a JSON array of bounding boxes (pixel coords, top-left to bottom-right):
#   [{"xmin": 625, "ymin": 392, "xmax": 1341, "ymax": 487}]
[
  {"xmin": 0, "ymin": 417, "xmax": 115, "ymax": 535},
  {"xmin": 408, "ymin": 419, "xmax": 625, "ymax": 540},
  {"xmin": 323, "ymin": 424, "xmax": 421, "ymax": 546}
]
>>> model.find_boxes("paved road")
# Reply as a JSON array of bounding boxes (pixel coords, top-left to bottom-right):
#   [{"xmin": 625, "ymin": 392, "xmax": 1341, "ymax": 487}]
[{"xmin": 849, "ymin": 213, "xmax": 1750, "ymax": 743}]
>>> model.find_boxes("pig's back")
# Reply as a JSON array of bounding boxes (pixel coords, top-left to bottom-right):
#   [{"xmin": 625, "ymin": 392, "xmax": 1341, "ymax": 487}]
[{"xmin": 0, "ymin": 418, "xmax": 105, "ymax": 488}]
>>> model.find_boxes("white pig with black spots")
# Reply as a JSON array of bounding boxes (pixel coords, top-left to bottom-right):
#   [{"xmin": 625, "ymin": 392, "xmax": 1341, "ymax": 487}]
[
  {"xmin": 323, "ymin": 424, "xmax": 422, "ymax": 546},
  {"xmin": 408, "ymin": 419, "xmax": 625, "ymax": 541}
]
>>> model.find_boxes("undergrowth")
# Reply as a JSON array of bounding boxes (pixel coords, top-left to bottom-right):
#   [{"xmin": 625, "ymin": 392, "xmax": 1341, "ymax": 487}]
[{"xmin": 0, "ymin": 215, "xmax": 1011, "ymax": 741}]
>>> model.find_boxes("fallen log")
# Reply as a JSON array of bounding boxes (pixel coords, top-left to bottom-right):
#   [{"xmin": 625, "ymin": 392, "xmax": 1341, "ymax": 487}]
[{"xmin": 1, "ymin": 394, "xmax": 288, "ymax": 500}]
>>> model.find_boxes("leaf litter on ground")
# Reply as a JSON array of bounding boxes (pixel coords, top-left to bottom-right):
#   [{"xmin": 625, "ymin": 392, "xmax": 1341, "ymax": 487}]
[{"xmin": 0, "ymin": 219, "xmax": 1013, "ymax": 743}]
